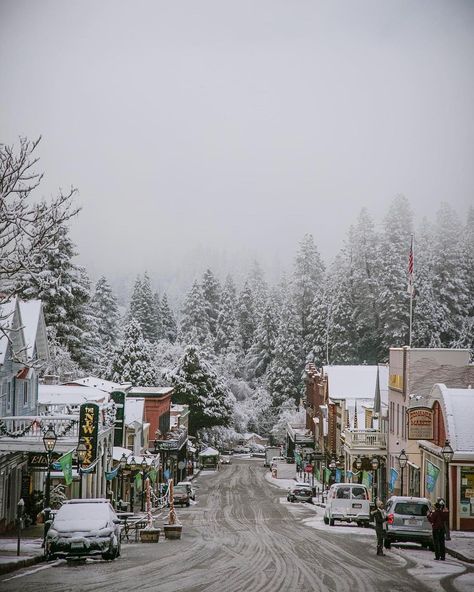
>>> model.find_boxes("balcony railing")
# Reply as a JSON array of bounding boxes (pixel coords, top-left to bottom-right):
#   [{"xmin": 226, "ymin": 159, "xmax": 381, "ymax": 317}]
[
  {"xmin": 343, "ymin": 429, "xmax": 387, "ymax": 449},
  {"xmin": 154, "ymin": 428, "xmax": 188, "ymax": 451}
]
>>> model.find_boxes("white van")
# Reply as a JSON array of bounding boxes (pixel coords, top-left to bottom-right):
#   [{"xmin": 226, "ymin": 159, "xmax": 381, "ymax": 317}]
[{"xmin": 323, "ymin": 483, "xmax": 371, "ymax": 527}]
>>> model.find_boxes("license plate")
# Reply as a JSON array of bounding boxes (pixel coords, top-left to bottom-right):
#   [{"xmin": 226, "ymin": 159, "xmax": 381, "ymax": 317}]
[
  {"xmin": 71, "ymin": 542, "xmax": 83, "ymax": 550},
  {"xmin": 352, "ymin": 503, "xmax": 362, "ymax": 509},
  {"xmin": 405, "ymin": 519, "xmax": 421, "ymax": 526}
]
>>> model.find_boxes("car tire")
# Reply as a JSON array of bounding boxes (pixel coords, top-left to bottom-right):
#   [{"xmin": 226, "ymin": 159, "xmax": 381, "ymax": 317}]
[
  {"xmin": 384, "ymin": 539, "xmax": 392, "ymax": 549},
  {"xmin": 186, "ymin": 501, "xmax": 190, "ymax": 507},
  {"xmin": 329, "ymin": 517, "xmax": 335, "ymax": 526}
]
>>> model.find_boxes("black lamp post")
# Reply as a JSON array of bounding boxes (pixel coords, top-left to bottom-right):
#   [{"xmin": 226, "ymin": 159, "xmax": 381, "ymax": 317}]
[
  {"xmin": 119, "ymin": 453, "xmax": 127, "ymax": 504},
  {"xmin": 128, "ymin": 456, "xmax": 137, "ymax": 511},
  {"xmin": 441, "ymin": 440, "xmax": 454, "ymax": 510},
  {"xmin": 355, "ymin": 456, "xmax": 363, "ymax": 471},
  {"xmin": 398, "ymin": 449, "xmax": 408, "ymax": 495},
  {"xmin": 141, "ymin": 458, "xmax": 148, "ymax": 512},
  {"xmin": 42, "ymin": 424, "xmax": 57, "ymax": 544},
  {"xmin": 371, "ymin": 456, "xmax": 379, "ymax": 500},
  {"xmin": 328, "ymin": 457, "xmax": 337, "ymax": 484},
  {"xmin": 76, "ymin": 439, "xmax": 87, "ymax": 499}
]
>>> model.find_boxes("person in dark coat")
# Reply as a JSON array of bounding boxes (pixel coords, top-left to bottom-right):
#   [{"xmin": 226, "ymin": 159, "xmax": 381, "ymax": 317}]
[
  {"xmin": 428, "ymin": 502, "xmax": 448, "ymax": 560},
  {"xmin": 371, "ymin": 499, "xmax": 388, "ymax": 556}
]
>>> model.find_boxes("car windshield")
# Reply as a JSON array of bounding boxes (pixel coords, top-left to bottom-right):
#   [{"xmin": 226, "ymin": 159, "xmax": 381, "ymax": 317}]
[
  {"xmin": 394, "ymin": 502, "xmax": 429, "ymax": 516},
  {"xmin": 174, "ymin": 485, "xmax": 187, "ymax": 494}
]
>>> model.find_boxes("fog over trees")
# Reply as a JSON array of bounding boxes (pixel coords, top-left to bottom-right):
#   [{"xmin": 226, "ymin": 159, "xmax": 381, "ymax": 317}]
[{"xmin": 1, "ymin": 138, "xmax": 472, "ymax": 447}]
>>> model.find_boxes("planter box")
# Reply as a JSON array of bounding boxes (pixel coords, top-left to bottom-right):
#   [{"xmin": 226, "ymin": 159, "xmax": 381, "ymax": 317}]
[
  {"xmin": 139, "ymin": 528, "xmax": 161, "ymax": 543},
  {"xmin": 163, "ymin": 524, "xmax": 182, "ymax": 540}
]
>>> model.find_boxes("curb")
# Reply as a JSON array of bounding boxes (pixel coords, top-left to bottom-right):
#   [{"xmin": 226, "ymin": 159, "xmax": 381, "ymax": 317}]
[
  {"xmin": 446, "ymin": 546, "xmax": 474, "ymax": 564},
  {"xmin": 0, "ymin": 553, "xmax": 45, "ymax": 576}
]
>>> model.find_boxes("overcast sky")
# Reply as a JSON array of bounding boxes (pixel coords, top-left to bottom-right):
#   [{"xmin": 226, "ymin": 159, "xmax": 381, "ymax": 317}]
[{"xmin": 1, "ymin": 0, "xmax": 473, "ymax": 289}]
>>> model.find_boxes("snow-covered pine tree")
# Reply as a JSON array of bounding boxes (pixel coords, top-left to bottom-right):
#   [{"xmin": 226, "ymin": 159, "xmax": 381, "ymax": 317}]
[
  {"xmin": 128, "ymin": 272, "xmax": 159, "ymax": 342},
  {"xmin": 41, "ymin": 327, "xmax": 82, "ymax": 383},
  {"xmin": 160, "ymin": 293, "xmax": 178, "ymax": 343},
  {"xmin": 167, "ymin": 345, "xmax": 235, "ymax": 435},
  {"xmin": 153, "ymin": 291, "xmax": 163, "ymax": 340},
  {"xmin": 267, "ymin": 298, "xmax": 304, "ymax": 408},
  {"xmin": 292, "ymin": 233, "xmax": 325, "ymax": 347},
  {"xmin": 237, "ymin": 280, "xmax": 256, "ymax": 353},
  {"xmin": 215, "ymin": 275, "xmax": 240, "ymax": 355},
  {"xmin": 107, "ymin": 317, "xmax": 157, "ymax": 386},
  {"xmin": 201, "ymin": 269, "xmax": 221, "ymax": 338},
  {"xmin": 457, "ymin": 207, "xmax": 474, "ymax": 350},
  {"xmin": 248, "ymin": 261, "xmax": 268, "ymax": 315},
  {"xmin": 16, "ymin": 223, "xmax": 96, "ymax": 369},
  {"xmin": 246, "ymin": 297, "xmax": 278, "ymax": 379},
  {"xmin": 376, "ymin": 195, "xmax": 414, "ymax": 359},
  {"xmin": 74, "ymin": 268, "xmax": 103, "ymax": 370},
  {"xmin": 92, "ymin": 276, "xmax": 120, "ymax": 347},
  {"xmin": 412, "ymin": 219, "xmax": 444, "ymax": 347},
  {"xmin": 179, "ymin": 281, "xmax": 211, "ymax": 345},
  {"xmin": 349, "ymin": 209, "xmax": 380, "ymax": 363},
  {"xmin": 324, "ymin": 251, "xmax": 359, "ymax": 364},
  {"xmin": 431, "ymin": 203, "xmax": 471, "ymax": 347},
  {"xmin": 305, "ymin": 279, "xmax": 330, "ymax": 367}
]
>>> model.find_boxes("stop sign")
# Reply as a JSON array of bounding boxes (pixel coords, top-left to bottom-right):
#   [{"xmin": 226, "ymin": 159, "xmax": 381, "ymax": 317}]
[{"xmin": 304, "ymin": 464, "xmax": 313, "ymax": 473}]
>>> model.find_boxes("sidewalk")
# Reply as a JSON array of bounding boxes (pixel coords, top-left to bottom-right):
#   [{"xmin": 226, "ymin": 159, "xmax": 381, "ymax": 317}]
[
  {"xmin": 446, "ymin": 531, "xmax": 474, "ymax": 563},
  {"xmin": 0, "ymin": 524, "xmax": 45, "ymax": 576}
]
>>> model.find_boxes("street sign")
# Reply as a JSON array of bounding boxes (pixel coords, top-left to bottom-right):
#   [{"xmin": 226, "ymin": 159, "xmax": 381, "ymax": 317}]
[
  {"xmin": 178, "ymin": 461, "xmax": 186, "ymax": 470},
  {"xmin": 304, "ymin": 464, "xmax": 313, "ymax": 473}
]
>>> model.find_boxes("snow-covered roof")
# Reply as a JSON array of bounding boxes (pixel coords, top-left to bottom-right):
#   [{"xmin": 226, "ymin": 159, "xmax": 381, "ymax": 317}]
[
  {"xmin": 323, "ymin": 365, "xmax": 379, "ymax": 400},
  {"xmin": 39, "ymin": 384, "xmax": 109, "ymax": 405},
  {"xmin": 18, "ymin": 300, "xmax": 42, "ymax": 360},
  {"xmin": 68, "ymin": 376, "xmax": 132, "ymax": 393},
  {"xmin": 112, "ymin": 447, "xmax": 156, "ymax": 466},
  {"xmin": 125, "ymin": 398, "xmax": 144, "ymax": 426},
  {"xmin": 198, "ymin": 447, "xmax": 219, "ymax": 457},
  {"xmin": 439, "ymin": 384, "xmax": 474, "ymax": 455},
  {"xmin": 128, "ymin": 386, "xmax": 174, "ymax": 396},
  {"xmin": 378, "ymin": 365, "xmax": 389, "ymax": 406}
]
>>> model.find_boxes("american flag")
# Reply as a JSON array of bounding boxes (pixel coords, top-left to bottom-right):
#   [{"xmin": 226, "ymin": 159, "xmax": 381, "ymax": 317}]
[{"xmin": 407, "ymin": 235, "xmax": 414, "ymax": 296}]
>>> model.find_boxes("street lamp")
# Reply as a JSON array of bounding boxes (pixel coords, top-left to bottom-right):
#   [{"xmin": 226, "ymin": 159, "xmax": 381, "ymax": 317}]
[
  {"xmin": 141, "ymin": 458, "xmax": 148, "ymax": 512},
  {"xmin": 442, "ymin": 440, "xmax": 454, "ymax": 511},
  {"xmin": 119, "ymin": 453, "xmax": 127, "ymax": 504},
  {"xmin": 398, "ymin": 449, "xmax": 408, "ymax": 495},
  {"xmin": 371, "ymin": 456, "xmax": 379, "ymax": 500},
  {"xmin": 355, "ymin": 456, "xmax": 363, "ymax": 471},
  {"xmin": 76, "ymin": 439, "xmax": 87, "ymax": 499},
  {"xmin": 128, "ymin": 456, "xmax": 137, "ymax": 511},
  {"xmin": 42, "ymin": 424, "xmax": 57, "ymax": 544}
]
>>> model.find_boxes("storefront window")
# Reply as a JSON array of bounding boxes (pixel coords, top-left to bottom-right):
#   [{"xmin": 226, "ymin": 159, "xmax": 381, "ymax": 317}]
[{"xmin": 459, "ymin": 467, "xmax": 474, "ymax": 519}]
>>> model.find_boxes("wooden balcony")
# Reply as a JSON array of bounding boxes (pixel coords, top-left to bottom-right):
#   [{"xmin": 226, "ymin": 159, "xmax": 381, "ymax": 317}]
[
  {"xmin": 0, "ymin": 410, "xmax": 114, "ymax": 453},
  {"xmin": 342, "ymin": 429, "xmax": 387, "ymax": 452}
]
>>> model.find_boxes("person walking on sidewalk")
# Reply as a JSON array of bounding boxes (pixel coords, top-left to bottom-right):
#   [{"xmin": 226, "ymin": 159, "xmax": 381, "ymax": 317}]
[
  {"xmin": 428, "ymin": 502, "xmax": 448, "ymax": 560},
  {"xmin": 371, "ymin": 499, "xmax": 388, "ymax": 556}
]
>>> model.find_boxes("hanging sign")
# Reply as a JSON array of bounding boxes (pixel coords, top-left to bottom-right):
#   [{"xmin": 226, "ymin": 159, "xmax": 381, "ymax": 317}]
[
  {"xmin": 110, "ymin": 391, "xmax": 126, "ymax": 447},
  {"xmin": 28, "ymin": 452, "xmax": 61, "ymax": 470},
  {"xmin": 408, "ymin": 408, "xmax": 433, "ymax": 440},
  {"xmin": 79, "ymin": 403, "xmax": 99, "ymax": 470}
]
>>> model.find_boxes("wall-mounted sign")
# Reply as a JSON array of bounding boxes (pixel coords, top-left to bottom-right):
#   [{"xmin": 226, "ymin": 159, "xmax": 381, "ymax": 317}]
[
  {"xmin": 389, "ymin": 374, "xmax": 403, "ymax": 392},
  {"xmin": 110, "ymin": 391, "xmax": 126, "ymax": 447},
  {"xmin": 28, "ymin": 452, "xmax": 61, "ymax": 470},
  {"xmin": 408, "ymin": 407, "xmax": 434, "ymax": 440},
  {"xmin": 156, "ymin": 440, "xmax": 179, "ymax": 451},
  {"xmin": 79, "ymin": 403, "xmax": 99, "ymax": 470}
]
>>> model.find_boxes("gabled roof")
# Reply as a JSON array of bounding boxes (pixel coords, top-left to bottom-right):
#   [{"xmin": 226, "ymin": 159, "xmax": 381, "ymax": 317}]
[
  {"xmin": 0, "ymin": 298, "xmax": 26, "ymax": 365},
  {"xmin": 128, "ymin": 386, "xmax": 174, "ymax": 397},
  {"xmin": 18, "ymin": 299, "xmax": 48, "ymax": 362},
  {"xmin": 125, "ymin": 397, "xmax": 145, "ymax": 426},
  {"xmin": 323, "ymin": 365, "xmax": 380, "ymax": 400}
]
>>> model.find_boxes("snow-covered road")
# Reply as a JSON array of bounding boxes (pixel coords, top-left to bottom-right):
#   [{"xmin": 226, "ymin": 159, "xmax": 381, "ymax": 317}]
[{"xmin": 1, "ymin": 458, "xmax": 472, "ymax": 592}]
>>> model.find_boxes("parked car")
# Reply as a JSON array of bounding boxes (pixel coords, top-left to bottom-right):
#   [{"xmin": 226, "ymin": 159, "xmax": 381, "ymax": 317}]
[
  {"xmin": 251, "ymin": 452, "xmax": 266, "ymax": 458},
  {"xmin": 220, "ymin": 456, "xmax": 232, "ymax": 464},
  {"xmin": 171, "ymin": 484, "xmax": 191, "ymax": 506},
  {"xmin": 323, "ymin": 483, "xmax": 371, "ymax": 527},
  {"xmin": 270, "ymin": 456, "xmax": 286, "ymax": 468},
  {"xmin": 176, "ymin": 481, "xmax": 196, "ymax": 501},
  {"xmin": 384, "ymin": 496, "xmax": 433, "ymax": 549},
  {"xmin": 287, "ymin": 483, "xmax": 314, "ymax": 504},
  {"xmin": 232, "ymin": 446, "xmax": 248, "ymax": 454},
  {"xmin": 45, "ymin": 499, "xmax": 121, "ymax": 560}
]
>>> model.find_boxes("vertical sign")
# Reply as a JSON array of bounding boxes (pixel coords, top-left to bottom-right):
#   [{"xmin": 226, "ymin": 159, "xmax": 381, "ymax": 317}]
[
  {"xmin": 110, "ymin": 391, "xmax": 126, "ymax": 447},
  {"xmin": 79, "ymin": 403, "xmax": 99, "ymax": 470}
]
